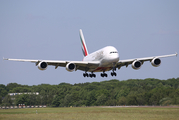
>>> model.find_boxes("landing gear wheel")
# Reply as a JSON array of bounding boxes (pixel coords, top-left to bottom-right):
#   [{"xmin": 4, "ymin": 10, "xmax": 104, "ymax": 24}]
[
  {"xmin": 101, "ymin": 73, "xmax": 107, "ymax": 77},
  {"xmin": 101, "ymin": 73, "xmax": 104, "ymax": 77},
  {"xmin": 83, "ymin": 73, "xmax": 89, "ymax": 77},
  {"xmin": 83, "ymin": 73, "xmax": 86, "ymax": 77},
  {"xmin": 111, "ymin": 72, "xmax": 113, "ymax": 76},
  {"xmin": 89, "ymin": 74, "xmax": 92, "ymax": 78},
  {"xmin": 111, "ymin": 72, "xmax": 117, "ymax": 76},
  {"xmin": 114, "ymin": 72, "xmax": 117, "ymax": 76},
  {"xmin": 93, "ymin": 74, "xmax": 96, "ymax": 78},
  {"xmin": 87, "ymin": 72, "xmax": 96, "ymax": 78}
]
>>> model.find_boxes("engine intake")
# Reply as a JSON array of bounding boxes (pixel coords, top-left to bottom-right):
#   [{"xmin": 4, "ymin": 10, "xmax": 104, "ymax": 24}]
[
  {"xmin": 151, "ymin": 58, "xmax": 161, "ymax": 67},
  {"xmin": 132, "ymin": 60, "xmax": 142, "ymax": 70},
  {"xmin": 38, "ymin": 61, "xmax": 48, "ymax": 70},
  {"xmin": 66, "ymin": 62, "xmax": 76, "ymax": 72}
]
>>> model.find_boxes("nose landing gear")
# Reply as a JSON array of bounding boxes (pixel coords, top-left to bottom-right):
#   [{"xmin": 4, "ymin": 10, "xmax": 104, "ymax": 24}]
[
  {"xmin": 111, "ymin": 63, "xmax": 117, "ymax": 76},
  {"xmin": 111, "ymin": 72, "xmax": 117, "ymax": 76}
]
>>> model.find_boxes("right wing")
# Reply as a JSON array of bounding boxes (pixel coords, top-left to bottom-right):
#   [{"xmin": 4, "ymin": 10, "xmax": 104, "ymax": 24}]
[{"xmin": 3, "ymin": 58, "xmax": 100, "ymax": 71}]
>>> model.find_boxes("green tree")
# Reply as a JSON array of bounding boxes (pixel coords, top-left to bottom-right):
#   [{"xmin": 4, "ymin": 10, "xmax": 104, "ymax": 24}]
[
  {"xmin": 0, "ymin": 96, "xmax": 2, "ymax": 105},
  {"xmin": 0, "ymin": 88, "xmax": 7, "ymax": 97},
  {"xmin": 105, "ymin": 99, "xmax": 116, "ymax": 106},
  {"xmin": 96, "ymin": 94, "xmax": 107, "ymax": 106},
  {"xmin": 2, "ymin": 95, "xmax": 12, "ymax": 106},
  {"xmin": 52, "ymin": 95, "xmax": 60, "ymax": 107},
  {"xmin": 126, "ymin": 94, "xmax": 137, "ymax": 105},
  {"xmin": 15, "ymin": 94, "xmax": 30, "ymax": 105},
  {"xmin": 29, "ymin": 94, "xmax": 37, "ymax": 105},
  {"xmin": 159, "ymin": 97, "xmax": 172, "ymax": 106},
  {"xmin": 63, "ymin": 94, "xmax": 73, "ymax": 107},
  {"xmin": 118, "ymin": 97, "xmax": 127, "ymax": 105},
  {"xmin": 86, "ymin": 90, "xmax": 96, "ymax": 106},
  {"xmin": 1, "ymin": 78, "xmax": 179, "ymax": 107}
]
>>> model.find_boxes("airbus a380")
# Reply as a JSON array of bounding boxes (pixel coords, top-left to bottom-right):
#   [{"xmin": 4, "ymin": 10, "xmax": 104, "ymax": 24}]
[{"xmin": 4, "ymin": 29, "xmax": 177, "ymax": 78}]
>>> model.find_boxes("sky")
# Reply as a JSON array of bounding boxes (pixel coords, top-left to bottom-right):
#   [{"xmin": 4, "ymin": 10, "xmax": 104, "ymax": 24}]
[{"xmin": 0, "ymin": 0, "xmax": 179, "ymax": 86}]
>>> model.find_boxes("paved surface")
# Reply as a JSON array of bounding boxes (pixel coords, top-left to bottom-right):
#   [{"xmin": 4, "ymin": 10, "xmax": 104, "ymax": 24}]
[{"xmin": 100, "ymin": 106, "xmax": 179, "ymax": 108}]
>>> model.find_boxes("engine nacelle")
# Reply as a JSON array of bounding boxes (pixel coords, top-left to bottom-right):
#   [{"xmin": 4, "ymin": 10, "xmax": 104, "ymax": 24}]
[
  {"xmin": 38, "ymin": 61, "xmax": 48, "ymax": 70},
  {"xmin": 132, "ymin": 60, "xmax": 142, "ymax": 70},
  {"xmin": 66, "ymin": 62, "xmax": 76, "ymax": 72},
  {"xmin": 151, "ymin": 58, "xmax": 161, "ymax": 67}
]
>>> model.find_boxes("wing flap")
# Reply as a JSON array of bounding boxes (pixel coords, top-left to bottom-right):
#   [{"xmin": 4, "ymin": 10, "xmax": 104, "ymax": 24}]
[
  {"xmin": 44, "ymin": 60, "xmax": 100, "ymax": 71},
  {"xmin": 3, "ymin": 57, "xmax": 100, "ymax": 71}
]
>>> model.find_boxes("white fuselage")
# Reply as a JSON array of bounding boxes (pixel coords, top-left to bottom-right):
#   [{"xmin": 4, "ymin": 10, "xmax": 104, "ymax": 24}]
[{"xmin": 83, "ymin": 46, "xmax": 119, "ymax": 72}]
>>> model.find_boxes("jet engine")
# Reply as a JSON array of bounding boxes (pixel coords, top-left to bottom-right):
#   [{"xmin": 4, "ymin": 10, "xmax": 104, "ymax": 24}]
[
  {"xmin": 66, "ymin": 62, "xmax": 76, "ymax": 72},
  {"xmin": 132, "ymin": 60, "xmax": 142, "ymax": 70},
  {"xmin": 38, "ymin": 61, "xmax": 48, "ymax": 70},
  {"xmin": 151, "ymin": 58, "xmax": 161, "ymax": 67}
]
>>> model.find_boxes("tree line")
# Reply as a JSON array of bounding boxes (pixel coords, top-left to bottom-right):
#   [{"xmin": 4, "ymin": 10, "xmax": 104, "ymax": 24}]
[{"xmin": 0, "ymin": 78, "xmax": 179, "ymax": 107}]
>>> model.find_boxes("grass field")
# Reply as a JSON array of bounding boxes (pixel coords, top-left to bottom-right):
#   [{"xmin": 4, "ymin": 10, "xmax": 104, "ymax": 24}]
[{"xmin": 0, "ymin": 106, "xmax": 179, "ymax": 120}]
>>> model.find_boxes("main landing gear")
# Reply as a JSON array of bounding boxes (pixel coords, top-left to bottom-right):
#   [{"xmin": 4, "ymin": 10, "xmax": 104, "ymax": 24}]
[
  {"xmin": 83, "ymin": 72, "xmax": 96, "ymax": 78},
  {"xmin": 101, "ymin": 72, "xmax": 108, "ymax": 77},
  {"xmin": 83, "ymin": 72, "xmax": 116, "ymax": 78},
  {"xmin": 101, "ymin": 72, "xmax": 116, "ymax": 77},
  {"xmin": 83, "ymin": 65, "xmax": 117, "ymax": 78}
]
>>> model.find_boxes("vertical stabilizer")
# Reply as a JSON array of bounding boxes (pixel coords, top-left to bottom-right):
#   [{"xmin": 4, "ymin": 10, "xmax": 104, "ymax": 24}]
[{"xmin": 80, "ymin": 29, "xmax": 89, "ymax": 56}]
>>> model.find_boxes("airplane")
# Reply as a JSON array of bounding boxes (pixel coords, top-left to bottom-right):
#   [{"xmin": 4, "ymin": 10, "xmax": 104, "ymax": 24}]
[{"xmin": 3, "ymin": 29, "xmax": 177, "ymax": 78}]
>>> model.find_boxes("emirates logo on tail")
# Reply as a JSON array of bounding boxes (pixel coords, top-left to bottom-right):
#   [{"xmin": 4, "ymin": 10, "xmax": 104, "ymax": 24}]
[{"xmin": 80, "ymin": 29, "xmax": 88, "ymax": 56}]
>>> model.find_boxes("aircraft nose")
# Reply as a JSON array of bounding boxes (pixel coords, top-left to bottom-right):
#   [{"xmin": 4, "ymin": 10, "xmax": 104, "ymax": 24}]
[
  {"xmin": 109, "ymin": 53, "xmax": 119, "ymax": 62},
  {"xmin": 114, "ymin": 54, "xmax": 119, "ymax": 61}
]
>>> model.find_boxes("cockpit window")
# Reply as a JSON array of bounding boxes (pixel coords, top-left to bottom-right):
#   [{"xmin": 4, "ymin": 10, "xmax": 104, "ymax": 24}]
[{"xmin": 110, "ymin": 51, "xmax": 118, "ymax": 54}]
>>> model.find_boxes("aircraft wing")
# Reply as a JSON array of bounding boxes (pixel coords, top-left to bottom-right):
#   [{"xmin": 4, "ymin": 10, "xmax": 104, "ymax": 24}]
[
  {"xmin": 3, "ymin": 58, "xmax": 100, "ymax": 71},
  {"xmin": 116, "ymin": 53, "xmax": 177, "ymax": 69}
]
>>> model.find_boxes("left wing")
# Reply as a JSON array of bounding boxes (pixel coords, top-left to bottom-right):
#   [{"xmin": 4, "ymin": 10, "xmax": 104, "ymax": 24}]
[
  {"xmin": 116, "ymin": 53, "xmax": 177, "ymax": 69},
  {"xmin": 3, "ymin": 58, "xmax": 100, "ymax": 71}
]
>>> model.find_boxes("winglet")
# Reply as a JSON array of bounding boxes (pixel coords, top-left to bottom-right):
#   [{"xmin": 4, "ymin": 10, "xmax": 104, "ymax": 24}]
[
  {"xmin": 176, "ymin": 52, "xmax": 178, "ymax": 57},
  {"xmin": 3, "ymin": 57, "xmax": 8, "ymax": 60}
]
